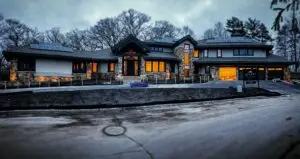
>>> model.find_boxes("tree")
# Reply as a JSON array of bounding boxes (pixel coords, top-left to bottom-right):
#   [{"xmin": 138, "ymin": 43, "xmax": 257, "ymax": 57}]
[
  {"xmin": 65, "ymin": 29, "xmax": 89, "ymax": 51},
  {"xmin": 117, "ymin": 9, "xmax": 151, "ymax": 38},
  {"xmin": 275, "ymin": 24, "xmax": 290, "ymax": 57},
  {"xmin": 271, "ymin": 0, "xmax": 300, "ymax": 71},
  {"xmin": 226, "ymin": 17, "xmax": 246, "ymax": 36},
  {"xmin": 244, "ymin": 18, "xmax": 272, "ymax": 42},
  {"xmin": 149, "ymin": 20, "xmax": 181, "ymax": 39},
  {"xmin": 179, "ymin": 26, "xmax": 196, "ymax": 38},
  {"xmin": 203, "ymin": 22, "xmax": 228, "ymax": 39},
  {"xmin": 90, "ymin": 17, "xmax": 122, "ymax": 49},
  {"xmin": 203, "ymin": 28, "xmax": 215, "ymax": 39},
  {"xmin": 45, "ymin": 27, "xmax": 67, "ymax": 45}
]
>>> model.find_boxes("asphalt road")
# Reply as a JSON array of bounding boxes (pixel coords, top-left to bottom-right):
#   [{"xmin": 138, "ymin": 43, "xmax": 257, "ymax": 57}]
[{"xmin": 0, "ymin": 94, "xmax": 300, "ymax": 159}]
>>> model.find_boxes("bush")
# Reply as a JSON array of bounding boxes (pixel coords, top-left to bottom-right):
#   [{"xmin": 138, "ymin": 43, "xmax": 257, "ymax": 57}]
[{"xmin": 129, "ymin": 81, "xmax": 148, "ymax": 88}]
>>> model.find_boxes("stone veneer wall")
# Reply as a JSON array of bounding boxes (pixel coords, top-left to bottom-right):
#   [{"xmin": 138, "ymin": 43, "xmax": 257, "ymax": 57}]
[
  {"xmin": 144, "ymin": 62, "xmax": 171, "ymax": 80},
  {"xmin": 118, "ymin": 57, "xmax": 123, "ymax": 75},
  {"xmin": 174, "ymin": 41, "xmax": 196, "ymax": 80}
]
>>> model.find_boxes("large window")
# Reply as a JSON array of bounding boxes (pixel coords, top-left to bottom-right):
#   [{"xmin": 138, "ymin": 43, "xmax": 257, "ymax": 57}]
[
  {"xmin": 108, "ymin": 63, "xmax": 115, "ymax": 72},
  {"xmin": 18, "ymin": 58, "xmax": 35, "ymax": 71},
  {"xmin": 151, "ymin": 47, "xmax": 163, "ymax": 52},
  {"xmin": 92, "ymin": 63, "xmax": 98, "ymax": 73},
  {"xmin": 194, "ymin": 50, "xmax": 199, "ymax": 58},
  {"xmin": 145, "ymin": 61, "xmax": 165, "ymax": 72},
  {"xmin": 184, "ymin": 52, "xmax": 190, "ymax": 65},
  {"xmin": 72, "ymin": 62, "xmax": 86, "ymax": 73},
  {"xmin": 233, "ymin": 49, "xmax": 254, "ymax": 56}
]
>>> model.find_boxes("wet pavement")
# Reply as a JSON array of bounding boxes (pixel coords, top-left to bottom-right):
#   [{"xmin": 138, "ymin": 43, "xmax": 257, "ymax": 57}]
[{"xmin": 0, "ymin": 93, "xmax": 300, "ymax": 159}]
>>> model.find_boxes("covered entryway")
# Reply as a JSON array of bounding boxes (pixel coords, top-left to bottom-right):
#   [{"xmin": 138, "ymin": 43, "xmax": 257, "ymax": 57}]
[
  {"xmin": 219, "ymin": 67, "xmax": 237, "ymax": 81},
  {"xmin": 123, "ymin": 56, "xmax": 139, "ymax": 76}
]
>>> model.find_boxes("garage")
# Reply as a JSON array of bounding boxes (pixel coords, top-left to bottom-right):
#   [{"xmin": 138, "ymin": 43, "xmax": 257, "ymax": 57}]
[
  {"xmin": 219, "ymin": 67, "xmax": 237, "ymax": 81},
  {"xmin": 238, "ymin": 68, "xmax": 265, "ymax": 80},
  {"xmin": 267, "ymin": 68, "xmax": 284, "ymax": 80}
]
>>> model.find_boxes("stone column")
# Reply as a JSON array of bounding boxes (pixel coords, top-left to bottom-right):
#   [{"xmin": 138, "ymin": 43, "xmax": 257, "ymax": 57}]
[
  {"xmin": 86, "ymin": 62, "xmax": 92, "ymax": 79},
  {"xmin": 140, "ymin": 57, "xmax": 145, "ymax": 76},
  {"xmin": 265, "ymin": 66, "xmax": 268, "ymax": 80},
  {"xmin": 9, "ymin": 59, "xmax": 18, "ymax": 81},
  {"xmin": 118, "ymin": 57, "xmax": 123, "ymax": 75}
]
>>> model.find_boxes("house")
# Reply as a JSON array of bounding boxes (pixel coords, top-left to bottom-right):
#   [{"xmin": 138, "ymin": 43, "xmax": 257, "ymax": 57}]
[{"xmin": 3, "ymin": 34, "xmax": 293, "ymax": 83}]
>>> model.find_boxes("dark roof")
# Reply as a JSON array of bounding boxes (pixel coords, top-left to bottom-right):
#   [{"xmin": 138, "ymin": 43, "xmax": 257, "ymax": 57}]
[
  {"xmin": 174, "ymin": 35, "xmax": 198, "ymax": 47},
  {"xmin": 3, "ymin": 47, "xmax": 118, "ymax": 62},
  {"xmin": 197, "ymin": 36, "xmax": 272, "ymax": 49},
  {"xmin": 112, "ymin": 34, "xmax": 150, "ymax": 53},
  {"xmin": 144, "ymin": 52, "xmax": 180, "ymax": 61},
  {"xmin": 193, "ymin": 54, "xmax": 293, "ymax": 65},
  {"xmin": 144, "ymin": 37, "xmax": 175, "ymax": 47}
]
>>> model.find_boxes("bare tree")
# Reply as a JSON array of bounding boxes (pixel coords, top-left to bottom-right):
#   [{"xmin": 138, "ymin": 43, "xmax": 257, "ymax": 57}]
[
  {"xmin": 179, "ymin": 26, "xmax": 196, "ymax": 38},
  {"xmin": 203, "ymin": 28, "xmax": 215, "ymax": 39},
  {"xmin": 149, "ymin": 20, "xmax": 181, "ymax": 39},
  {"xmin": 117, "ymin": 9, "xmax": 151, "ymax": 38},
  {"xmin": 45, "ymin": 27, "xmax": 67, "ymax": 45},
  {"xmin": 90, "ymin": 17, "xmax": 122, "ymax": 49}
]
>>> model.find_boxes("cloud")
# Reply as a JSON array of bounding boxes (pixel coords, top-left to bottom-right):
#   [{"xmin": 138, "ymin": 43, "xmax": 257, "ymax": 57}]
[{"xmin": 0, "ymin": 0, "xmax": 276, "ymax": 38}]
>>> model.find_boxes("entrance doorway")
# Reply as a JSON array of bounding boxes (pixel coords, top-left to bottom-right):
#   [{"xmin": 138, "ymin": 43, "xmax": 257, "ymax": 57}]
[{"xmin": 123, "ymin": 56, "xmax": 139, "ymax": 76}]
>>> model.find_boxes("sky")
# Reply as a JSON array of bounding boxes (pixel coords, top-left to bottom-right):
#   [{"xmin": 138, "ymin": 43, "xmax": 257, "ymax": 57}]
[{"xmin": 0, "ymin": 0, "xmax": 277, "ymax": 38}]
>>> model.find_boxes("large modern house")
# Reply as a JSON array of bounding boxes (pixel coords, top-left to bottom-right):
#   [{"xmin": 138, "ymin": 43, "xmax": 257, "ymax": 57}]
[{"xmin": 3, "ymin": 33, "xmax": 293, "ymax": 83}]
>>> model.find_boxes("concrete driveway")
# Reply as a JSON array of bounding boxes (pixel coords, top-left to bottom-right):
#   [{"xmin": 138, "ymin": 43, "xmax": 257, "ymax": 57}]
[{"xmin": 0, "ymin": 93, "xmax": 300, "ymax": 159}]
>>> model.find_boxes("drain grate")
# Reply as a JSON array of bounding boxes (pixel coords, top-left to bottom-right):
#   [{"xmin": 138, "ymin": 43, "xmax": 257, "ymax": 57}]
[{"xmin": 102, "ymin": 125, "xmax": 127, "ymax": 136}]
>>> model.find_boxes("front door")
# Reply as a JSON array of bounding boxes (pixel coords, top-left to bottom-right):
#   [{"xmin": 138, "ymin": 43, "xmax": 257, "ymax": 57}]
[{"xmin": 127, "ymin": 60, "xmax": 135, "ymax": 76}]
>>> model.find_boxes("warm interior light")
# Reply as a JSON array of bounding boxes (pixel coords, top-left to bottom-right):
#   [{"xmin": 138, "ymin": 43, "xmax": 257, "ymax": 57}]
[{"xmin": 219, "ymin": 67, "xmax": 237, "ymax": 81}]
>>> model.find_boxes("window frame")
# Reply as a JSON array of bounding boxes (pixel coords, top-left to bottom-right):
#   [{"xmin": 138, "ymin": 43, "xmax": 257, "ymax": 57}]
[
  {"xmin": 217, "ymin": 49, "xmax": 222, "ymax": 58},
  {"xmin": 184, "ymin": 52, "xmax": 190, "ymax": 65},
  {"xmin": 72, "ymin": 61, "xmax": 86, "ymax": 73},
  {"xmin": 193, "ymin": 50, "xmax": 199, "ymax": 58},
  {"xmin": 92, "ymin": 62, "xmax": 98, "ymax": 73},
  {"xmin": 145, "ymin": 60, "xmax": 166, "ymax": 72},
  {"xmin": 233, "ymin": 49, "xmax": 255, "ymax": 56},
  {"xmin": 18, "ymin": 58, "xmax": 36, "ymax": 71},
  {"xmin": 108, "ymin": 62, "xmax": 115, "ymax": 72},
  {"xmin": 204, "ymin": 50, "xmax": 208, "ymax": 58}
]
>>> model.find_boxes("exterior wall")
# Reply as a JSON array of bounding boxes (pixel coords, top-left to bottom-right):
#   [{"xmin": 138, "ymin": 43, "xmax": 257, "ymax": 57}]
[
  {"xmin": 99, "ymin": 63, "xmax": 108, "ymax": 73},
  {"xmin": 118, "ymin": 57, "xmax": 123, "ymax": 75},
  {"xmin": 36, "ymin": 59, "xmax": 72, "ymax": 75},
  {"xmin": 174, "ymin": 40, "xmax": 196, "ymax": 79},
  {"xmin": 143, "ymin": 62, "xmax": 171, "ymax": 80},
  {"xmin": 140, "ymin": 57, "xmax": 146, "ymax": 75}
]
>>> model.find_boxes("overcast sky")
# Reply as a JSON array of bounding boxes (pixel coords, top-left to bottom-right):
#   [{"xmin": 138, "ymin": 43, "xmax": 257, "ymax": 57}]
[{"xmin": 0, "ymin": 0, "xmax": 276, "ymax": 38}]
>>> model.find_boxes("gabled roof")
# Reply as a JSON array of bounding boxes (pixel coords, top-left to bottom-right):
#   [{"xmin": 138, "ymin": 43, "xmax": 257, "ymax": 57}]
[
  {"xmin": 173, "ymin": 35, "xmax": 198, "ymax": 47},
  {"xmin": 111, "ymin": 34, "xmax": 150, "ymax": 53}
]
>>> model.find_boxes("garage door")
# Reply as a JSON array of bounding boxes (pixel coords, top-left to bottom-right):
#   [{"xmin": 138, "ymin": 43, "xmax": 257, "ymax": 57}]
[
  {"xmin": 219, "ymin": 67, "xmax": 237, "ymax": 81},
  {"xmin": 268, "ymin": 68, "xmax": 284, "ymax": 80}
]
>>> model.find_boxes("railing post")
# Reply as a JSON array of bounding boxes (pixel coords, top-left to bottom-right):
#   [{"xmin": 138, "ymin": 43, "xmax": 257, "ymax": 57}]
[
  {"xmin": 192, "ymin": 76, "xmax": 194, "ymax": 84},
  {"xmin": 71, "ymin": 78, "xmax": 72, "ymax": 86},
  {"xmin": 28, "ymin": 80, "xmax": 30, "ymax": 88},
  {"xmin": 110, "ymin": 77, "xmax": 112, "ymax": 85},
  {"xmin": 17, "ymin": 81, "xmax": 19, "ymax": 88},
  {"xmin": 184, "ymin": 77, "xmax": 186, "ymax": 84},
  {"xmin": 81, "ymin": 78, "xmax": 83, "ymax": 86},
  {"xmin": 39, "ymin": 81, "xmax": 41, "ymax": 88},
  {"xmin": 4, "ymin": 81, "xmax": 6, "ymax": 90},
  {"xmin": 58, "ymin": 79, "xmax": 60, "ymax": 86},
  {"xmin": 155, "ymin": 75, "xmax": 158, "ymax": 85},
  {"xmin": 200, "ymin": 76, "xmax": 202, "ymax": 83},
  {"xmin": 175, "ymin": 76, "xmax": 177, "ymax": 84},
  {"xmin": 96, "ymin": 77, "xmax": 98, "ymax": 85},
  {"xmin": 48, "ymin": 80, "xmax": 50, "ymax": 87}
]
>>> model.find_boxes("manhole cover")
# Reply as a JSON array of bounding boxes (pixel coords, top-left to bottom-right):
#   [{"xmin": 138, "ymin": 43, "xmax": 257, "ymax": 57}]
[{"xmin": 102, "ymin": 125, "xmax": 126, "ymax": 136}]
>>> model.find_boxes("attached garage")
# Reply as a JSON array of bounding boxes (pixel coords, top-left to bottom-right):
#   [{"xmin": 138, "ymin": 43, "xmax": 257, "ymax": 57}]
[
  {"xmin": 219, "ymin": 67, "xmax": 237, "ymax": 81},
  {"xmin": 238, "ymin": 68, "xmax": 265, "ymax": 80},
  {"xmin": 267, "ymin": 68, "xmax": 284, "ymax": 80}
]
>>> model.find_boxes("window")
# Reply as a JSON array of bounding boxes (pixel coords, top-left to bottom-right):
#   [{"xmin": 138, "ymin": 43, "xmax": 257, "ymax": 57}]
[
  {"xmin": 184, "ymin": 52, "xmax": 190, "ymax": 64},
  {"xmin": 146, "ymin": 61, "xmax": 152, "ymax": 72},
  {"xmin": 159, "ymin": 61, "xmax": 165, "ymax": 72},
  {"xmin": 92, "ymin": 63, "xmax": 98, "ymax": 73},
  {"xmin": 108, "ymin": 63, "xmax": 115, "ymax": 72},
  {"xmin": 145, "ymin": 61, "xmax": 166, "ymax": 72},
  {"xmin": 73, "ymin": 62, "xmax": 86, "ymax": 73},
  {"xmin": 170, "ymin": 63, "xmax": 176, "ymax": 73},
  {"xmin": 151, "ymin": 47, "xmax": 163, "ymax": 52},
  {"xmin": 204, "ymin": 50, "xmax": 208, "ymax": 58},
  {"xmin": 233, "ymin": 49, "xmax": 255, "ymax": 56},
  {"xmin": 194, "ymin": 50, "xmax": 199, "ymax": 58},
  {"xmin": 18, "ymin": 59, "xmax": 35, "ymax": 71},
  {"xmin": 159, "ymin": 48, "xmax": 163, "ymax": 52},
  {"xmin": 184, "ymin": 44, "xmax": 190, "ymax": 51},
  {"xmin": 217, "ymin": 49, "xmax": 222, "ymax": 58}
]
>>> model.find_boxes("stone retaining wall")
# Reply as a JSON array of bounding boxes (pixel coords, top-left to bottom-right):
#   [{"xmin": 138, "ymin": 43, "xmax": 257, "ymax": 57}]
[{"xmin": 0, "ymin": 88, "xmax": 279, "ymax": 110}]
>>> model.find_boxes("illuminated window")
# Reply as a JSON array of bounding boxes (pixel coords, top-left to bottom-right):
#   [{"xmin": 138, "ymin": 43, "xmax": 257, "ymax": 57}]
[
  {"xmin": 159, "ymin": 61, "xmax": 165, "ymax": 72},
  {"xmin": 184, "ymin": 44, "xmax": 190, "ymax": 51},
  {"xmin": 184, "ymin": 52, "xmax": 190, "ymax": 65},
  {"xmin": 92, "ymin": 63, "xmax": 98, "ymax": 73},
  {"xmin": 259, "ymin": 68, "xmax": 265, "ymax": 71},
  {"xmin": 194, "ymin": 50, "xmax": 199, "ymax": 58},
  {"xmin": 109, "ymin": 63, "xmax": 115, "ymax": 72},
  {"xmin": 72, "ymin": 62, "xmax": 86, "ymax": 73},
  {"xmin": 146, "ymin": 61, "xmax": 152, "ymax": 72},
  {"xmin": 153, "ymin": 61, "xmax": 159, "ymax": 72}
]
